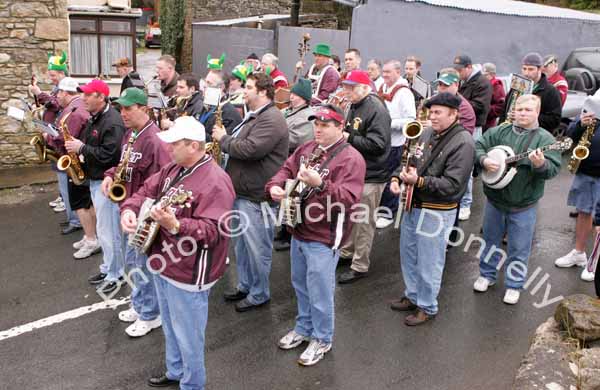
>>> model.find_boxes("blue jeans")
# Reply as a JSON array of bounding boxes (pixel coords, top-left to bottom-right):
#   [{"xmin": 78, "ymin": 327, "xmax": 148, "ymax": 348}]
[
  {"xmin": 290, "ymin": 237, "xmax": 340, "ymax": 344},
  {"xmin": 379, "ymin": 145, "xmax": 404, "ymax": 215},
  {"xmin": 232, "ymin": 198, "xmax": 275, "ymax": 305},
  {"xmin": 89, "ymin": 180, "xmax": 124, "ymax": 282},
  {"xmin": 568, "ymin": 173, "xmax": 600, "ymax": 215},
  {"xmin": 154, "ymin": 276, "xmax": 209, "ymax": 390},
  {"xmin": 125, "ymin": 240, "xmax": 159, "ymax": 321},
  {"xmin": 57, "ymin": 171, "xmax": 81, "ymax": 227},
  {"xmin": 400, "ymin": 207, "xmax": 456, "ymax": 315},
  {"xmin": 460, "ymin": 127, "xmax": 482, "ymax": 210},
  {"xmin": 479, "ymin": 202, "xmax": 537, "ymax": 289}
]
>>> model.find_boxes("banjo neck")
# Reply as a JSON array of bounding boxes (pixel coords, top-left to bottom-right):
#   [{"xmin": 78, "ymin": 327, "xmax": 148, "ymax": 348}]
[{"xmin": 505, "ymin": 142, "xmax": 558, "ymax": 164}]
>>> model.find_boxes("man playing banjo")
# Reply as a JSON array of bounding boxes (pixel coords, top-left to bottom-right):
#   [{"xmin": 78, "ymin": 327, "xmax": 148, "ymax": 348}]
[{"xmin": 473, "ymin": 94, "xmax": 561, "ymax": 305}]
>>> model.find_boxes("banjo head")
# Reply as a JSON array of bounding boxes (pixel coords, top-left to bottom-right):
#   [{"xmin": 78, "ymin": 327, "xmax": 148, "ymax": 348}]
[{"xmin": 481, "ymin": 146, "xmax": 513, "ymax": 186}]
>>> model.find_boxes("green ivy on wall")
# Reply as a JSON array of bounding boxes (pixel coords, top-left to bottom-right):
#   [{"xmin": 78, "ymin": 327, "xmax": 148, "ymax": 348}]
[{"xmin": 160, "ymin": 0, "xmax": 185, "ymax": 69}]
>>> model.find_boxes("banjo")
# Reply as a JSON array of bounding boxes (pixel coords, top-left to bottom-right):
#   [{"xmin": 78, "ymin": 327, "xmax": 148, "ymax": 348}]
[{"xmin": 481, "ymin": 137, "xmax": 572, "ymax": 189}]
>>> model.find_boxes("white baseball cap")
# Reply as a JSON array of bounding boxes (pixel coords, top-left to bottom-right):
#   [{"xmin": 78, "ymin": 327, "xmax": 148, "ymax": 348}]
[
  {"xmin": 57, "ymin": 77, "xmax": 79, "ymax": 92},
  {"xmin": 157, "ymin": 116, "xmax": 206, "ymax": 143}
]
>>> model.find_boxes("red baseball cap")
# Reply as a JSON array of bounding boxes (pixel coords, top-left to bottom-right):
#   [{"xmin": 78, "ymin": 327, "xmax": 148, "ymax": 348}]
[
  {"xmin": 308, "ymin": 106, "xmax": 345, "ymax": 124},
  {"xmin": 341, "ymin": 70, "xmax": 371, "ymax": 86},
  {"xmin": 77, "ymin": 79, "xmax": 110, "ymax": 96}
]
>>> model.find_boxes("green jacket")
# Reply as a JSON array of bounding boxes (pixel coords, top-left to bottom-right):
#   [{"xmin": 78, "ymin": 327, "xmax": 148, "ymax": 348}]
[{"xmin": 475, "ymin": 123, "xmax": 561, "ymax": 212}]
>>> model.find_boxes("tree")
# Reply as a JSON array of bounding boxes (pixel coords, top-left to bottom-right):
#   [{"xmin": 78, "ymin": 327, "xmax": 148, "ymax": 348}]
[{"xmin": 159, "ymin": 0, "xmax": 185, "ymax": 70}]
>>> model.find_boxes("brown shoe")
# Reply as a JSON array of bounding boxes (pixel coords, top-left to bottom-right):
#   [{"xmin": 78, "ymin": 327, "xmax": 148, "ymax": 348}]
[
  {"xmin": 404, "ymin": 309, "xmax": 434, "ymax": 326},
  {"xmin": 390, "ymin": 297, "xmax": 417, "ymax": 312}
]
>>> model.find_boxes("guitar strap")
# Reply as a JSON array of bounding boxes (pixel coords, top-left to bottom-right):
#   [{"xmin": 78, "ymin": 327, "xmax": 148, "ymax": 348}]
[
  {"xmin": 519, "ymin": 127, "xmax": 539, "ymax": 155},
  {"xmin": 299, "ymin": 142, "xmax": 350, "ymax": 200}
]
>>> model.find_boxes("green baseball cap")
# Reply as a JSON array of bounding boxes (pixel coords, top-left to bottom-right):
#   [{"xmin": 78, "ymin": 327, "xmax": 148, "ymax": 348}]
[
  {"xmin": 115, "ymin": 87, "xmax": 148, "ymax": 107},
  {"xmin": 436, "ymin": 72, "xmax": 460, "ymax": 86}
]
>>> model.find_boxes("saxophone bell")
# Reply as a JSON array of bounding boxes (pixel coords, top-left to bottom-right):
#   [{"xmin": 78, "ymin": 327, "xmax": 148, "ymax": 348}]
[
  {"xmin": 572, "ymin": 145, "xmax": 590, "ymax": 161},
  {"xmin": 108, "ymin": 182, "xmax": 127, "ymax": 203}
]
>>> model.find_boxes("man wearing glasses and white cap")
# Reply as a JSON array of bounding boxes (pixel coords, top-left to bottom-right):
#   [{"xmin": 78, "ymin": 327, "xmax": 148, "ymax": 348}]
[
  {"xmin": 542, "ymin": 54, "xmax": 568, "ymax": 107},
  {"xmin": 121, "ymin": 116, "xmax": 235, "ymax": 390}
]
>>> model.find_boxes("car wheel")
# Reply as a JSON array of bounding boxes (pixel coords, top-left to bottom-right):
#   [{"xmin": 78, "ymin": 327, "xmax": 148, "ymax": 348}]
[{"xmin": 554, "ymin": 121, "xmax": 568, "ymax": 140}]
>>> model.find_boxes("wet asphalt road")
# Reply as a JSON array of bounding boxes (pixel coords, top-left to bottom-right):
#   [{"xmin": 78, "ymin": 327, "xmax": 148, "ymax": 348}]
[{"xmin": 0, "ymin": 162, "xmax": 596, "ymax": 390}]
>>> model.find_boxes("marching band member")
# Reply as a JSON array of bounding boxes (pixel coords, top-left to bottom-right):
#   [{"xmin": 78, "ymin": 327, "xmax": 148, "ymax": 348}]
[
  {"xmin": 299, "ymin": 43, "xmax": 339, "ymax": 106},
  {"xmin": 341, "ymin": 48, "xmax": 362, "ymax": 81},
  {"xmin": 29, "ymin": 51, "xmax": 68, "ymax": 124},
  {"xmin": 390, "ymin": 92, "xmax": 475, "ymax": 325},
  {"xmin": 120, "ymin": 116, "xmax": 235, "ymax": 390},
  {"xmin": 555, "ymin": 96, "xmax": 600, "ymax": 281},
  {"xmin": 375, "ymin": 60, "xmax": 416, "ymax": 229},
  {"xmin": 102, "ymin": 88, "xmax": 170, "ymax": 337},
  {"xmin": 367, "ymin": 59, "xmax": 384, "ymax": 91},
  {"xmin": 482, "ymin": 63, "xmax": 506, "ymax": 131},
  {"xmin": 65, "ymin": 79, "xmax": 126, "ymax": 294},
  {"xmin": 273, "ymin": 78, "xmax": 315, "ymax": 252},
  {"xmin": 474, "ymin": 95, "xmax": 561, "ymax": 304},
  {"xmin": 266, "ymin": 104, "xmax": 366, "ymax": 366},
  {"xmin": 337, "ymin": 70, "xmax": 391, "ymax": 284},
  {"xmin": 499, "ymin": 53, "xmax": 562, "ymax": 134},
  {"xmin": 245, "ymin": 52, "xmax": 261, "ymax": 73},
  {"xmin": 542, "ymin": 54, "xmax": 568, "ymax": 107},
  {"xmin": 212, "ymin": 73, "xmax": 289, "ymax": 312},
  {"xmin": 161, "ymin": 73, "xmax": 204, "ymax": 129},
  {"xmin": 199, "ymin": 71, "xmax": 242, "ymax": 140},
  {"xmin": 112, "ymin": 57, "xmax": 144, "ymax": 95},
  {"xmin": 47, "ymin": 78, "xmax": 95, "ymax": 251},
  {"xmin": 228, "ymin": 63, "xmax": 253, "ymax": 117},
  {"xmin": 156, "ymin": 55, "xmax": 179, "ymax": 99},
  {"xmin": 404, "ymin": 55, "xmax": 423, "ymax": 108},
  {"xmin": 261, "ymin": 53, "xmax": 289, "ymax": 89}
]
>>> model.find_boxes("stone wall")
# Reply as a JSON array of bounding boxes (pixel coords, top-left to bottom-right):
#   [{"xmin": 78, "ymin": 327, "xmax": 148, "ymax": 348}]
[{"xmin": 0, "ymin": 0, "xmax": 69, "ymax": 168}]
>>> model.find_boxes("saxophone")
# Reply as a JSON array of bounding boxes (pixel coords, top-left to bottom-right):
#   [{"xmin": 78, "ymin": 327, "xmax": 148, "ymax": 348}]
[
  {"xmin": 206, "ymin": 103, "xmax": 223, "ymax": 165},
  {"xmin": 108, "ymin": 132, "xmax": 137, "ymax": 202},
  {"xmin": 501, "ymin": 90, "xmax": 522, "ymax": 125},
  {"xmin": 568, "ymin": 118, "xmax": 597, "ymax": 174},
  {"xmin": 56, "ymin": 110, "xmax": 86, "ymax": 185}
]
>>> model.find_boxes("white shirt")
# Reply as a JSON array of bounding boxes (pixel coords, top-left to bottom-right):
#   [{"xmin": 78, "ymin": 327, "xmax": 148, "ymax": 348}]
[
  {"xmin": 374, "ymin": 76, "xmax": 384, "ymax": 91},
  {"xmin": 381, "ymin": 77, "xmax": 416, "ymax": 147}
]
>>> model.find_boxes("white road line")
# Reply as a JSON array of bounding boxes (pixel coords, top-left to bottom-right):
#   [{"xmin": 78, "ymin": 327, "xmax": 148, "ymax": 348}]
[{"xmin": 0, "ymin": 297, "xmax": 130, "ymax": 342}]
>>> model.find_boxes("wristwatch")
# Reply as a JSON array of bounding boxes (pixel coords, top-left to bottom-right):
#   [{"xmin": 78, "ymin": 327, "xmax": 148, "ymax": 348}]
[{"xmin": 168, "ymin": 220, "xmax": 180, "ymax": 235}]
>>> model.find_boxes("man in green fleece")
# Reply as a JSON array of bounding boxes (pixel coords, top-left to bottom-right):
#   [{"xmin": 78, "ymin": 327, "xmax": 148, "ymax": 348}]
[{"xmin": 473, "ymin": 94, "xmax": 561, "ymax": 305}]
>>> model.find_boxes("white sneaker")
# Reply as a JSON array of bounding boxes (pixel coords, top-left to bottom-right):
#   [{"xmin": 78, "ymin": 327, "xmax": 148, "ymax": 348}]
[
  {"xmin": 73, "ymin": 239, "xmax": 101, "ymax": 259},
  {"xmin": 298, "ymin": 339, "xmax": 332, "ymax": 366},
  {"xmin": 72, "ymin": 237, "xmax": 87, "ymax": 250},
  {"xmin": 118, "ymin": 307, "xmax": 139, "ymax": 323},
  {"xmin": 503, "ymin": 289, "xmax": 520, "ymax": 305},
  {"xmin": 278, "ymin": 330, "xmax": 310, "ymax": 350},
  {"xmin": 555, "ymin": 249, "xmax": 587, "ymax": 268},
  {"xmin": 458, "ymin": 207, "xmax": 471, "ymax": 221},
  {"xmin": 49, "ymin": 196, "xmax": 62, "ymax": 207},
  {"xmin": 125, "ymin": 317, "xmax": 162, "ymax": 337},
  {"xmin": 53, "ymin": 202, "xmax": 66, "ymax": 212},
  {"xmin": 473, "ymin": 276, "xmax": 495, "ymax": 292},
  {"xmin": 581, "ymin": 268, "xmax": 595, "ymax": 282},
  {"xmin": 376, "ymin": 217, "xmax": 394, "ymax": 229}
]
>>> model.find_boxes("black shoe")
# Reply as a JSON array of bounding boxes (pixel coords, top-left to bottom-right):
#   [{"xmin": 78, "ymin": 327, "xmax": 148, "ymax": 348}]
[
  {"xmin": 61, "ymin": 225, "xmax": 82, "ymax": 235},
  {"xmin": 88, "ymin": 272, "xmax": 107, "ymax": 285},
  {"xmin": 148, "ymin": 374, "xmax": 179, "ymax": 387},
  {"xmin": 235, "ymin": 298, "xmax": 270, "ymax": 313},
  {"xmin": 569, "ymin": 211, "xmax": 579, "ymax": 218},
  {"xmin": 59, "ymin": 221, "xmax": 70, "ymax": 227},
  {"xmin": 336, "ymin": 256, "xmax": 352, "ymax": 269},
  {"xmin": 223, "ymin": 289, "xmax": 248, "ymax": 302},
  {"xmin": 338, "ymin": 269, "xmax": 368, "ymax": 284},
  {"xmin": 273, "ymin": 239, "xmax": 291, "ymax": 251},
  {"xmin": 96, "ymin": 279, "xmax": 123, "ymax": 295}
]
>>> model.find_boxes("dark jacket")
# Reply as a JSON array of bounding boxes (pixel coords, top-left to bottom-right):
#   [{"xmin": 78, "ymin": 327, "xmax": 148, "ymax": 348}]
[
  {"xmin": 197, "ymin": 102, "xmax": 243, "ymax": 141},
  {"xmin": 220, "ymin": 102, "xmax": 289, "ymax": 203},
  {"xmin": 178, "ymin": 92, "xmax": 204, "ymax": 118},
  {"xmin": 161, "ymin": 73, "xmax": 179, "ymax": 98},
  {"xmin": 120, "ymin": 71, "xmax": 145, "ymax": 95},
  {"xmin": 393, "ymin": 122, "xmax": 475, "ymax": 208},
  {"xmin": 79, "ymin": 103, "xmax": 126, "ymax": 180},
  {"xmin": 567, "ymin": 117, "xmax": 600, "ymax": 178},
  {"xmin": 345, "ymin": 93, "xmax": 391, "ymax": 183},
  {"xmin": 484, "ymin": 77, "xmax": 506, "ymax": 130},
  {"xmin": 459, "ymin": 70, "xmax": 493, "ymax": 128},
  {"xmin": 499, "ymin": 74, "xmax": 562, "ymax": 133},
  {"xmin": 121, "ymin": 156, "xmax": 235, "ymax": 289},
  {"xmin": 266, "ymin": 138, "xmax": 366, "ymax": 248}
]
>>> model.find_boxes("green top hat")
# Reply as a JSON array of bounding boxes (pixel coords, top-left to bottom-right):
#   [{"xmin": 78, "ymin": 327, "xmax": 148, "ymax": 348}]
[
  {"xmin": 115, "ymin": 87, "xmax": 148, "ymax": 107},
  {"xmin": 313, "ymin": 43, "xmax": 331, "ymax": 58},
  {"xmin": 207, "ymin": 53, "xmax": 226, "ymax": 70},
  {"xmin": 232, "ymin": 62, "xmax": 253, "ymax": 82},
  {"xmin": 48, "ymin": 51, "xmax": 68, "ymax": 73}
]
